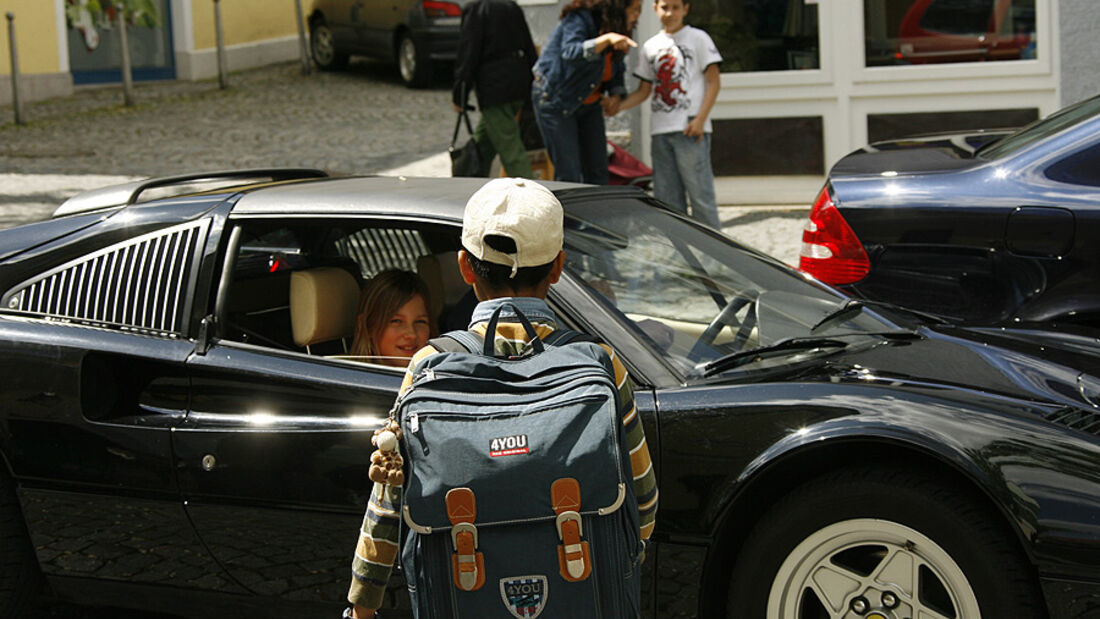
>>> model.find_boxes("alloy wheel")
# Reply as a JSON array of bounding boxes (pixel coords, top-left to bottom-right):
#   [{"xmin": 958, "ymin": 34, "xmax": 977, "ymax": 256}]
[
  {"xmin": 399, "ymin": 37, "xmax": 418, "ymax": 84},
  {"xmin": 311, "ymin": 24, "xmax": 335, "ymax": 67},
  {"xmin": 768, "ymin": 518, "xmax": 981, "ymax": 619}
]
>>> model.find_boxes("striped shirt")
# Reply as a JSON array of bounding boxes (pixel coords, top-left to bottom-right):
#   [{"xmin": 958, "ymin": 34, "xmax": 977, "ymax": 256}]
[{"xmin": 348, "ymin": 297, "xmax": 658, "ymax": 609}]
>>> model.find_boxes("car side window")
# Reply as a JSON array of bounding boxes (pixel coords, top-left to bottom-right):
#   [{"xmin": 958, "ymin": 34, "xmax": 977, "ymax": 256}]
[
  {"xmin": 218, "ymin": 219, "xmax": 465, "ymax": 363},
  {"xmin": 2, "ymin": 219, "xmax": 210, "ymax": 338},
  {"xmin": 1046, "ymin": 143, "xmax": 1100, "ymax": 187}
]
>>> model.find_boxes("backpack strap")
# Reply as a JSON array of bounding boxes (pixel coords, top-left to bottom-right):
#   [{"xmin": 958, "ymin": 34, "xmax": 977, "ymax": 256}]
[
  {"xmin": 431, "ymin": 317, "xmax": 597, "ymax": 357},
  {"xmin": 552, "ymin": 478, "xmax": 592, "ymax": 582},
  {"xmin": 543, "ymin": 329, "xmax": 597, "ymax": 347},
  {"xmin": 446, "ymin": 487, "xmax": 485, "ymax": 592},
  {"xmin": 429, "ymin": 330, "xmax": 483, "ymax": 355}
]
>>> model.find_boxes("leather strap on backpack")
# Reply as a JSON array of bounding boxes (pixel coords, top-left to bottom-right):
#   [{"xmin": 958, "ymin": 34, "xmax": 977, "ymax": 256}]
[
  {"xmin": 446, "ymin": 487, "xmax": 485, "ymax": 592},
  {"xmin": 551, "ymin": 478, "xmax": 592, "ymax": 582}
]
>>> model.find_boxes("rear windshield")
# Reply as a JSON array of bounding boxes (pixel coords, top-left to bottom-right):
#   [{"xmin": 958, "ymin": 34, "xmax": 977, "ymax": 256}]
[{"xmin": 980, "ymin": 96, "xmax": 1100, "ymax": 160}]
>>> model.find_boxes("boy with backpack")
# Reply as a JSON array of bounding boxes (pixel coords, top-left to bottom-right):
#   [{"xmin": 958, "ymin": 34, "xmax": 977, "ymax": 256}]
[
  {"xmin": 618, "ymin": 0, "xmax": 723, "ymax": 229},
  {"xmin": 345, "ymin": 178, "xmax": 658, "ymax": 618}
]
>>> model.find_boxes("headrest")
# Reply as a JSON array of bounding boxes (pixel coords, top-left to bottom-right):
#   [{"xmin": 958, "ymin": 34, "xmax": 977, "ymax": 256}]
[
  {"xmin": 416, "ymin": 252, "xmax": 465, "ymax": 319},
  {"xmin": 289, "ymin": 267, "xmax": 360, "ymax": 348}
]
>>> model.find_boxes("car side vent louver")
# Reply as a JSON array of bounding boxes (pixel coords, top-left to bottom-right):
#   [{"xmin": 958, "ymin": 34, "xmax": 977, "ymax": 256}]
[
  {"xmin": 1042, "ymin": 406, "xmax": 1100, "ymax": 437},
  {"xmin": 4, "ymin": 219, "xmax": 209, "ymax": 337}
]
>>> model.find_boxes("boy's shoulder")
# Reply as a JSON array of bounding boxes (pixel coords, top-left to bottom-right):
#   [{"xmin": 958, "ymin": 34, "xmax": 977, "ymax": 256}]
[{"xmin": 679, "ymin": 24, "xmax": 717, "ymax": 43}]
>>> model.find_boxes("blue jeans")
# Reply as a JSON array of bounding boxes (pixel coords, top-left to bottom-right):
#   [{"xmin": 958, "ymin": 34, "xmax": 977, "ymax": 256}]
[
  {"xmin": 533, "ymin": 100, "xmax": 609, "ymax": 185},
  {"xmin": 651, "ymin": 132, "xmax": 720, "ymax": 228}
]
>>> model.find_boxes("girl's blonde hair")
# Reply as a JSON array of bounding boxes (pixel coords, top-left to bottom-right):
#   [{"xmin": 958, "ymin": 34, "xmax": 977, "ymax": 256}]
[{"xmin": 350, "ymin": 269, "xmax": 434, "ymax": 357}]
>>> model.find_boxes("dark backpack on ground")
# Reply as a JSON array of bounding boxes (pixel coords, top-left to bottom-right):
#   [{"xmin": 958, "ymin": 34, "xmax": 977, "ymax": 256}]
[{"xmin": 396, "ymin": 305, "xmax": 642, "ymax": 618}]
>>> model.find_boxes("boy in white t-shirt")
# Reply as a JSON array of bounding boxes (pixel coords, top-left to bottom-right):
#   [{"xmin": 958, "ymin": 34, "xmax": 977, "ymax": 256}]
[{"xmin": 619, "ymin": 0, "xmax": 723, "ymax": 228}]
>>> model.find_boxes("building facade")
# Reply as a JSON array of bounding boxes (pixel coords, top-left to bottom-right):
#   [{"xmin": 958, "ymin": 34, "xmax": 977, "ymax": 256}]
[{"xmin": 1, "ymin": 0, "xmax": 300, "ymax": 101}]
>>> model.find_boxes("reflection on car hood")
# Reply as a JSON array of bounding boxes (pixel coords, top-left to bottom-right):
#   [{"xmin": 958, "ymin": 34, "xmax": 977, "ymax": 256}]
[
  {"xmin": 829, "ymin": 130, "xmax": 1016, "ymax": 176},
  {"xmin": 822, "ymin": 324, "xmax": 1100, "ymax": 416}
]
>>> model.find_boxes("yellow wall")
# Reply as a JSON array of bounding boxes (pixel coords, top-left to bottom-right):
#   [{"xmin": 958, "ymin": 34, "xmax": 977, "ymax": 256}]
[
  {"xmin": 0, "ymin": 0, "xmax": 62, "ymax": 75},
  {"xmin": 192, "ymin": 0, "xmax": 300, "ymax": 50}
]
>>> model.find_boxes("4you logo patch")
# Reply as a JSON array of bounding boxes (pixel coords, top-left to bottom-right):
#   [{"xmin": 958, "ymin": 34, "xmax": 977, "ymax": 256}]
[
  {"xmin": 500, "ymin": 575, "xmax": 547, "ymax": 618},
  {"xmin": 489, "ymin": 434, "xmax": 530, "ymax": 457}
]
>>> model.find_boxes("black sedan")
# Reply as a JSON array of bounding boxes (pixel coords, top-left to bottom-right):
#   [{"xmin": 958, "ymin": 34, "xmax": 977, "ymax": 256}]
[
  {"xmin": 308, "ymin": 0, "xmax": 467, "ymax": 86},
  {"xmin": 800, "ymin": 94, "xmax": 1100, "ymax": 332},
  {"xmin": 3, "ymin": 171, "xmax": 1100, "ymax": 618}
]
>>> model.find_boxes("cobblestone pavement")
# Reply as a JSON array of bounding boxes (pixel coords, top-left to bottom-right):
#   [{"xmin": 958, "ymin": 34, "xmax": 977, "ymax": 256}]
[{"xmin": 0, "ymin": 61, "xmax": 455, "ymax": 178}]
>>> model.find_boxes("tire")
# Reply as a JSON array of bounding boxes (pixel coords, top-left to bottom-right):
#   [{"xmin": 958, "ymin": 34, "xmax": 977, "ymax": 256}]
[
  {"xmin": 397, "ymin": 33, "xmax": 433, "ymax": 88},
  {"xmin": 727, "ymin": 466, "xmax": 1043, "ymax": 619},
  {"xmin": 0, "ymin": 469, "xmax": 41, "ymax": 616},
  {"xmin": 310, "ymin": 20, "xmax": 349, "ymax": 71}
]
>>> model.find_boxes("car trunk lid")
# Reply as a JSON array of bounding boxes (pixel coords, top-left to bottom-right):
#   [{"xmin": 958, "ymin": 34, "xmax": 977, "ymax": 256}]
[{"xmin": 829, "ymin": 130, "xmax": 1015, "ymax": 176}]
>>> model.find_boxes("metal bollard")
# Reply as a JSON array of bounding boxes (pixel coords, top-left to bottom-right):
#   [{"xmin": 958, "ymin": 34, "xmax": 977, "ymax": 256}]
[
  {"xmin": 295, "ymin": 0, "xmax": 312, "ymax": 76},
  {"xmin": 214, "ymin": 0, "xmax": 228, "ymax": 89},
  {"xmin": 5, "ymin": 12, "xmax": 25, "ymax": 125},
  {"xmin": 116, "ymin": 3, "xmax": 135, "ymax": 106}
]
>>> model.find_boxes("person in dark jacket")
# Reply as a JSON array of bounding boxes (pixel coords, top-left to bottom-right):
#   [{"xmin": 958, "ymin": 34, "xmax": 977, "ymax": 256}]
[
  {"xmin": 452, "ymin": 0, "xmax": 538, "ymax": 178},
  {"xmin": 531, "ymin": 0, "xmax": 642, "ymax": 184}
]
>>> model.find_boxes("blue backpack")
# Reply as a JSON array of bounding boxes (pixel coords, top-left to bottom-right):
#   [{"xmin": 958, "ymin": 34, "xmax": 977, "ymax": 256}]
[{"xmin": 396, "ymin": 305, "xmax": 643, "ymax": 618}]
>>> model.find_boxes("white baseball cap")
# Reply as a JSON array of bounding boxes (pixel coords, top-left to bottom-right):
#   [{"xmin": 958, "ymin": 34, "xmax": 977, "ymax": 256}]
[{"xmin": 462, "ymin": 178, "xmax": 563, "ymax": 277}]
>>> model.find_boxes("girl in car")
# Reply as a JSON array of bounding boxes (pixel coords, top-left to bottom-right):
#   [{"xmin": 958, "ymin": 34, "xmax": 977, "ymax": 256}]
[{"xmin": 350, "ymin": 270, "xmax": 434, "ymax": 366}]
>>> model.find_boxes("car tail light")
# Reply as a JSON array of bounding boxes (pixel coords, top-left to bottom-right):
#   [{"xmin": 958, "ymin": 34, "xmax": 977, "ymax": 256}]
[
  {"xmin": 799, "ymin": 185, "xmax": 870, "ymax": 285},
  {"xmin": 422, "ymin": 0, "xmax": 461, "ymax": 17}
]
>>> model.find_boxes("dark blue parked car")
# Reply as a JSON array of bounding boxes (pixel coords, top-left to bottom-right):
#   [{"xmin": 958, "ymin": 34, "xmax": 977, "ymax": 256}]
[
  {"xmin": 800, "ymin": 95, "xmax": 1100, "ymax": 332},
  {"xmin": 308, "ymin": 0, "xmax": 468, "ymax": 86}
]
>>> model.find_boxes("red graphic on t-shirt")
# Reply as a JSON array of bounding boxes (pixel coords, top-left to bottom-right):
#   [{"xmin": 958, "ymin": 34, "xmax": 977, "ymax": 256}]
[{"xmin": 655, "ymin": 51, "xmax": 686, "ymax": 107}]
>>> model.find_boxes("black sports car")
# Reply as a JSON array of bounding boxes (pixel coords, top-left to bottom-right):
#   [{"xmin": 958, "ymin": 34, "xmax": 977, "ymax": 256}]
[
  {"xmin": 800, "ymin": 94, "xmax": 1100, "ymax": 333},
  {"xmin": 3, "ymin": 171, "xmax": 1100, "ymax": 618}
]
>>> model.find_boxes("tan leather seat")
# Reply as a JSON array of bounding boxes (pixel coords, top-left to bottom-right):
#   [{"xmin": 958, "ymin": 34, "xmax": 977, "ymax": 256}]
[{"xmin": 289, "ymin": 266, "xmax": 360, "ymax": 352}]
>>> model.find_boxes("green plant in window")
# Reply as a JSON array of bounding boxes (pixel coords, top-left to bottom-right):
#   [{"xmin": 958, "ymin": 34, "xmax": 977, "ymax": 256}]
[{"xmin": 66, "ymin": 0, "xmax": 162, "ymax": 51}]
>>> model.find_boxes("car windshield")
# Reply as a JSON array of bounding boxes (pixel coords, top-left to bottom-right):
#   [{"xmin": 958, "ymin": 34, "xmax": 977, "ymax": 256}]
[
  {"xmin": 562, "ymin": 196, "xmax": 902, "ymax": 379},
  {"xmin": 979, "ymin": 95, "xmax": 1100, "ymax": 160}
]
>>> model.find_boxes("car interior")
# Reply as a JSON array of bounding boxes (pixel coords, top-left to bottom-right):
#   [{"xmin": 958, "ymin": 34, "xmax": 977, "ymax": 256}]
[{"xmin": 219, "ymin": 219, "xmax": 471, "ymax": 366}]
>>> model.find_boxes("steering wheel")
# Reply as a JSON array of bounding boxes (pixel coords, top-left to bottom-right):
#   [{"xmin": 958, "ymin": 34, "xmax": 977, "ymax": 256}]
[{"xmin": 687, "ymin": 291, "xmax": 759, "ymax": 361}]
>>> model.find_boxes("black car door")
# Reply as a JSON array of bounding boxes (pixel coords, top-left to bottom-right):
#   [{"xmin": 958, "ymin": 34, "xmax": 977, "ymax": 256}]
[
  {"xmin": 173, "ymin": 216, "xmax": 441, "ymax": 606},
  {"xmin": 0, "ymin": 218, "xmax": 238, "ymax": 592},
  {"xmin": 178, "ymin": 345, "xmax": 400, "ymax": 605}
]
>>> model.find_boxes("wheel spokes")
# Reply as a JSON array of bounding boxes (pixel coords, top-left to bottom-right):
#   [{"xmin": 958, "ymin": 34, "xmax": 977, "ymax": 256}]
[
  {"xmin": 769, "ymin": 520, "xmax": 980, "ymax": 619},
  {"xmin": 807, "ymin": 564, "xmax": 862, "ymax": 614},
  {"xmin": 872, "ymin": 546, "xmax": 916, "ymax": 597}
]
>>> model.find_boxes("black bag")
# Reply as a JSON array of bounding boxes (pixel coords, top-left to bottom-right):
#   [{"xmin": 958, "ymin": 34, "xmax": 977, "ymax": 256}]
[{"xmin": 450, "ymin": 87, "xmax": 486, "ymax": 178}]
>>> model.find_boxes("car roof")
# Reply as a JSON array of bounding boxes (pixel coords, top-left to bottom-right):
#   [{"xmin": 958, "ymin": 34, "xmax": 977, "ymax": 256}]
[{"xmin": 231, "ymin": 176, "xmax": 591, "ymax": 220}]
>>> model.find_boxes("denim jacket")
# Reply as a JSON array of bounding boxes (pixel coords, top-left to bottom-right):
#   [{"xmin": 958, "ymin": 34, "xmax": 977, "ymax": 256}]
[{"xmin": 531, "ymin": 10, "xmax": 627, "ymax": 116}]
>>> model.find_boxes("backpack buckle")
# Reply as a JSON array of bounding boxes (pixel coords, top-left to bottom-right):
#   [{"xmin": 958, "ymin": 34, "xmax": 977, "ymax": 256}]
[
  {"xmin": 552, "ymin": 478, "xmax": 592, "ymax": 581},
  {"xmin": 446, "ymin": 487, "xmax": 485, "ymax": 591}
]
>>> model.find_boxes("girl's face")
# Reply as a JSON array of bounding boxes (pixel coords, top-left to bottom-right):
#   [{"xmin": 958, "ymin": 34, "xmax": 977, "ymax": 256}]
[
  {"xmin": 375, "ymin": 294, "xmax": 431, "ymax": 366},
  {"xmin": 626, "ymin": 0, "xmax": 643, "ymax": 31}
]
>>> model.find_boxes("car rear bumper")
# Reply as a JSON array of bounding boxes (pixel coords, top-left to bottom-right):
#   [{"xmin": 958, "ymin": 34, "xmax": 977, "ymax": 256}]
[{"xmin": 413, "ymin": 21, "xmax": 459, "ymax": 61}]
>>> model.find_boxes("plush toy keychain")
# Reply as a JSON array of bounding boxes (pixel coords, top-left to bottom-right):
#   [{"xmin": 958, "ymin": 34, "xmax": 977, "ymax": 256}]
[{"xmin": 369, "ymin": 419, "xmax": 405, "ymax": 486}]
